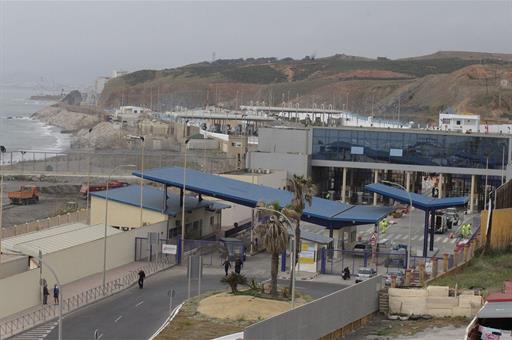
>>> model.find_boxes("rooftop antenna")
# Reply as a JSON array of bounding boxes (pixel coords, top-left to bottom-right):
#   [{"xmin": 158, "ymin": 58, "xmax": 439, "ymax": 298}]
[{"xmin": 212, "ymin": 52, "xmax": 216, "ymax": 62}]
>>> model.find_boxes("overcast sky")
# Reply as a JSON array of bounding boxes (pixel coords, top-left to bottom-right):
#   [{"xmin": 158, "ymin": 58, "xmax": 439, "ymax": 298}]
[{"xmin": 1, "ymin": 1, "xmax": 511, "ymax": 86}]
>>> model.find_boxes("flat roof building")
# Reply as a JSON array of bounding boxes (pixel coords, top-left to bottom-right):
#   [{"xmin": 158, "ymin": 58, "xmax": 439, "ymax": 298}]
[
  {"xmin": 90, "ymin": 185, "xmax": 229, "ymax": 239},
  {"xmin": 248, "ymin": 126, "xmax": 512, "ymax": 211}
]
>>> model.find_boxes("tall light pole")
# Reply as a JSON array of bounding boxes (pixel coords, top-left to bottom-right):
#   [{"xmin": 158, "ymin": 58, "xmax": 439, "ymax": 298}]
[
  {"xmin": 380, "ymin": 180, "xmax": 413, "ymax": 269},
  {"xmin": 0, "ymin": 145, "xmax": 6, "ymax": 263},
  {"xmin": 180, "ymin": 135, "xmax": 190, "ymax": 262},
  {"xmin": 127, "ymin": 135, "xmax": 145, "ymax": 227},
  {"xmin": 255, "ymin": 205, "xmax": 297, "ymax": 309},
  {"xmin": 87, "ymin": 128, "xmax": 93, "ymax": 224},
  {"xmin": 103, "ymin": 164, "xmax": 136, "ymax": 290}
]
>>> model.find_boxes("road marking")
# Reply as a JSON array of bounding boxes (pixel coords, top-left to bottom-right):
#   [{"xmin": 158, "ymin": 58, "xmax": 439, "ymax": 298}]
[
  {"xmin": 135, "ymin": 300, "xmax": 144, "ymax": 307},
  {"xmin": 11, "ymin": 322, "xmax": 58, "ymax": 340},
  {"xmin": 443, "ymin": 237, "xmax": 450, "ymax": 243},
  {"xmin": 450, "ymin": 238, "xmax": 457, "ymax": 244},
  {"xmin": 411, "ymin": 235, "xmax": 418, "ymax": 240},
  {"xmin": 114, "ymin": 315, "xmax": 123, "ymax": 323},
  {"xmin": 418, "ymin": 236, "xmax": 424, "ymax": 242}
]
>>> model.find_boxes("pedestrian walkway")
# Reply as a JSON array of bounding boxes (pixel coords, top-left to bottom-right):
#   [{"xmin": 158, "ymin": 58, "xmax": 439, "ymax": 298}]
[{"xmin": 9, "ymin": 322, "xmax": 57, "ymax": 340}]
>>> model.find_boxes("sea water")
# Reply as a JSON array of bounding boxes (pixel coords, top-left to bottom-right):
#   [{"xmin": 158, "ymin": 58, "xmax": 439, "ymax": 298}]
[{"xmin": 0, "ymin": 85, "xmax": 71, "ymax": 163}]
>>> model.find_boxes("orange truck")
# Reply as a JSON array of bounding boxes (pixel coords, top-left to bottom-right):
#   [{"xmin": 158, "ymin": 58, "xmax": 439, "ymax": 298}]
[{"xmin": 8, "ymin": 186, "xmax": 40, "ymax": 205}]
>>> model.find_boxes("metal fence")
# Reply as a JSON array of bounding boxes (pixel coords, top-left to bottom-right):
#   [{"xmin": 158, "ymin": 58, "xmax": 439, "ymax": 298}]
[
  {"xmin": 183, "ymin": 239, "xmax": 225, "ymax": 266},
  {"xmin": 1, "ymin": 149, "xmax": 239, "ymax": 176},
  {"xmin": 135, "ymin": 237, "xmax": 178, "ymax": 264},
  {"xmin": 322, "ymin": 249, "xmax": 407, "ymax": 275},
  {"xmin": 244, "ymin": 275, "xmax": 383, "ymax": 340},
  {"xmin": 0, "ymin": 257, "xmax": 174, "ymax": 339}
]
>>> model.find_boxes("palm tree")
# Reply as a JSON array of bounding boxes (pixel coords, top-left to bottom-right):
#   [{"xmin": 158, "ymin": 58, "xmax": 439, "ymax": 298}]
[
  {"xmin": 282, "ymin": 175, "xmax": 316, "ymax": 291},
  {"xmin": 256, "ymin": 202, "xmax": 289, "ymax": 297}
]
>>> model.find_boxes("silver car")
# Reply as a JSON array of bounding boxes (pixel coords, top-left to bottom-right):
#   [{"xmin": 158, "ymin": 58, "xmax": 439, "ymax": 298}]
[{"xmin": 355, "ymin": 267, "xmax": 377, "ymax": 283}]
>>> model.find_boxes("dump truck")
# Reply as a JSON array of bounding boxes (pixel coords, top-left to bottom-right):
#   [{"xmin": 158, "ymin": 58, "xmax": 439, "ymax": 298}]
[{"xmin": 8, "ymin": 186, "xmax": 40, "ymax": 205}]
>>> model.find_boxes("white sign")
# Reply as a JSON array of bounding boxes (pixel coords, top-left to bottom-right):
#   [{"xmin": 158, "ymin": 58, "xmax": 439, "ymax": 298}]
[{"xmin": 162, "ymin": 244, "xmax": 177, "ymax": 255}]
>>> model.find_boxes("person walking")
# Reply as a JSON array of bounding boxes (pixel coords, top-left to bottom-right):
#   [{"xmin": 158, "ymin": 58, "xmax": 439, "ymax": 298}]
[
  {"xmin": 53, "ymin": 284, "xmax": 59, "ymax": 305},
  {"xmin": 42, "ymin": 284, "xmax": 49, "ymax": 305},
  {"xmin": 138, "ymin": 269, "xmax": 146, "ymax": 289},
  {"xmin": 234, "ymin": 258, "xmax": 243, "ymax": 274},
  {"xmin": 222, "ymin": 258, "xmax": 231, "ymax": 276}
]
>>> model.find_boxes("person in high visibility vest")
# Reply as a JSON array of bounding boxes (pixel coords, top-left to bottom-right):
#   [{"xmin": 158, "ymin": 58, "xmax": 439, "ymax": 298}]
[
  {"xmin": 460, "ymin": 223, "xmax": 472, "ymax": 239},
  {"xmin": 379, "ymin": 219, "xmax": 389, "ymax": 234}
]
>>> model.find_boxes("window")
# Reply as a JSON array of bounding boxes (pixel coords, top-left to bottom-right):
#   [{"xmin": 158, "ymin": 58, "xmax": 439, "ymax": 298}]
[
  {"xmin": 210, "ymin": 216, "xmax": 215, "ymax": 226},
  {"xmin": 351, "ymin": 146, "xmax": 364, "ymax": 155},
  {"xmin": 456, "ymin": 120, "xmax": 461, "ymax": 125},
  {"xmin": 390, "ymin": 148, "xmax": 403, "ymax": 157}
]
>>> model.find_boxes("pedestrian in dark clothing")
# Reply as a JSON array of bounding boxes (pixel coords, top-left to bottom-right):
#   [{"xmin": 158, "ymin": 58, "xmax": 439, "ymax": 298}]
[
  {"xmin": 222, "ymin": 259, "xmax": 231, "ymax": 276},
  {"xmin": 234, "ymin": 259, "xmax": 243, "ymax": 274},
  {"xmin": 53, "ymin": 284, "xmax": 59, "ymax": 304},
  {"xmin": 43, "ymin": 285, "xmax": 49, "ymax": 305},
  {"xmin": 138, "ymin": 269, "xmax": 146, "ymax": 289}
]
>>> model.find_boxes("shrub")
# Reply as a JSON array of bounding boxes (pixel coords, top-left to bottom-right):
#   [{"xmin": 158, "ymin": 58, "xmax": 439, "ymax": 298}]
[{"xmin": 221, "ymin": 272, "xmax": 248, "ymax": 293}]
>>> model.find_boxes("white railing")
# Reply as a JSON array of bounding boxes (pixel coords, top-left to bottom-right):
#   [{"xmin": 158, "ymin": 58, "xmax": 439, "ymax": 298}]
[{"xmin": 0, "ymin": 257, "xmax": 174, "ymax": 339}]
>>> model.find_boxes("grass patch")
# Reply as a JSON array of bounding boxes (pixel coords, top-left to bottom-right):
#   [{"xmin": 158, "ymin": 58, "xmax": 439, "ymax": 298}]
[{"xmin": 429, "ymin": 248, "xmax": 512, "ymax": 294}]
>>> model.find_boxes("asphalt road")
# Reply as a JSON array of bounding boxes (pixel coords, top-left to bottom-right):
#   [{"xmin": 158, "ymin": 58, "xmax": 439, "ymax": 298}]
[
  {"xmin": 44, "ymin": 268, "xmax": 226, "ymax": 340},
  {"xmin": 26, "ymin": 267, "xmax": 347, "ymax": 340}
]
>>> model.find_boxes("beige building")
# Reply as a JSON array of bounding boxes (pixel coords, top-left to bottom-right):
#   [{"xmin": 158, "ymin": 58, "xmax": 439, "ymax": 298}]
[{"xmin": 90, "ymin": 185, "xmax": 229, "ymax": 239}]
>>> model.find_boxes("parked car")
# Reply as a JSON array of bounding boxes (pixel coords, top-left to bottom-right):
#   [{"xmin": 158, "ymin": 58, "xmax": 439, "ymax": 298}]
[
  {"xmin": 384, "ymin": 247, "xmax": 407, "ymax": 267},
  {"xmin": 384, "ymin": 270, "xmax": 404, "ymax": 286},
  {"xmin": 355, "ymin": 267, "xmax": 377, "ymax": 283},
  {"xmin": 353, "ymin": 242, "xmax": 372, "ymax": 257},
  {"xmin": 444, "ymin": 208, "xmax": 460, "ymax": 229}
]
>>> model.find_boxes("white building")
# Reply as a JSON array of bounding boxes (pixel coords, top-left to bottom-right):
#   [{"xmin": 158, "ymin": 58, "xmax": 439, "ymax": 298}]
[
  {"xmin": 438, "ymin": 112, "xmax": 480, "ymax": 132},
  {"xmin": 114, "ymin": 106, "xmax": 151, "ymax": 127},
  {"xmin": 95, "ymin": 76, "xmax": 110, "ymax": 94},
  {"xmin": 112, "ymin": 70, "xmax": 128, "ymax": 78}
]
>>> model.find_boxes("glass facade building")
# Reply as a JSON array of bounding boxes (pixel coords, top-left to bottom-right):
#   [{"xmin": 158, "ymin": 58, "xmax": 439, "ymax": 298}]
[{"xmin": 312, "ymin": 128, "xmax": 510, "ymax": 170}]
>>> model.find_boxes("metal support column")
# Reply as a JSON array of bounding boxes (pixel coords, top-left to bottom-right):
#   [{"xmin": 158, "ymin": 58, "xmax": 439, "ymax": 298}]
[
  {"xmin": 470, "ymin": 175, "xmax": 475, "ymax": 213},
  {"xmin": 423, "ymin": 210, "xmax": 429, "ymax": 258},
  {"xmin": 373, "ymin": 170, "xmax": 379, "ymax": 206},
  {"xmin": 341, "ymin": 167, "xmax": 347, "ymax": 203},
  {"xmin": 429, "ymin": 210, "xmax": 435, "ymax": 251}
]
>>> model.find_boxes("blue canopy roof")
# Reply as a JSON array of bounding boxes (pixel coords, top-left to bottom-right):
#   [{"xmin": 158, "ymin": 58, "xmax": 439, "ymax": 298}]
[
  {"xmin": 365, "ymin": 183, "xmax": 468, "ymax": 211},
  {"xmin": 132, "ymin": 167, "xmax": 392, "ymax": 228},
  {"xmin": 91, "ymin": 185, "xmax": 230, "ymax": 217}
]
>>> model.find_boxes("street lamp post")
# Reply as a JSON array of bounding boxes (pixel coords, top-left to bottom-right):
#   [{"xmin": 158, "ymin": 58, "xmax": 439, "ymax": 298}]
[
  {"xmin": 0, "ymin": 145, "xmax": 6, "ymax": 263},
  {"xmin": 5, "ymin": 249, "xmax": 63, "ymax": 340},
  {"xmin": 180, "ymin": 137, "xmax": 190, "ymax": 262},
  {"xmin": 255, "ymin": 205, "xmax": 297, "ymax": 309},
  {"xmin": 103, "ymin": 164, "xmax": 136, "ymax": 290},
  {"xmin": 127, "ymin": 135, "xmax": 145, "ymax": 227},
  {"xmin": 380, "ymin": 180, "xmax": 413, "ymax": 269}
]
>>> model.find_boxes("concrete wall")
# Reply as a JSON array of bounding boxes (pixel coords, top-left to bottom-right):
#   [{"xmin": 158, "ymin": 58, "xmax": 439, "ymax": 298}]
[
  {"xmin": 0, "ymin": 269, "xmax": 40, "ymax": 319},
  {"xmin": 1, "ymin": 209, "xmax": 89, "ymax": 239},
  {"xmin": 247, "ymin": 152, "xmax": 310, "ymax": 177},
  {"xmin": 90, "ymin": 197, "xmax": 167, "ymax": 228},
  {"xmin": 0, "ymin": 256, "xmax": 28, "ymax": 279},
  {"xmin": 244, "ymin": 276, "xmax": 382, "ymax": 340},
  {"xmin": 0, "ymin": 222, "xmax": 169, "ymax": 319},
  {"xmin": 388, "ymin": 286, "xmax": 482, "ymax": 317},
  {"xmin": 257, "ymin": 127, "xmax": 310, "ymax": 154}
]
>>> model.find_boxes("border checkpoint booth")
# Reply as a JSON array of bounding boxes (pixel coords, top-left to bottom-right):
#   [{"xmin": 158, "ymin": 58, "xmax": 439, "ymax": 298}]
[
  {"xmin": 365, "ymin": 183, "xmax": 469, "ymax": 258},
  {"xmin": 132, "ymin": 167, "xmax": 393, "ymax": 270}
]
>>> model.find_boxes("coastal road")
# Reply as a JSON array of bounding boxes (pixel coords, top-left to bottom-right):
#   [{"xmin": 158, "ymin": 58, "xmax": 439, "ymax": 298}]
[{"xmin": 19, "ymin": 264, "xmax": 346, "ymax": 340}]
